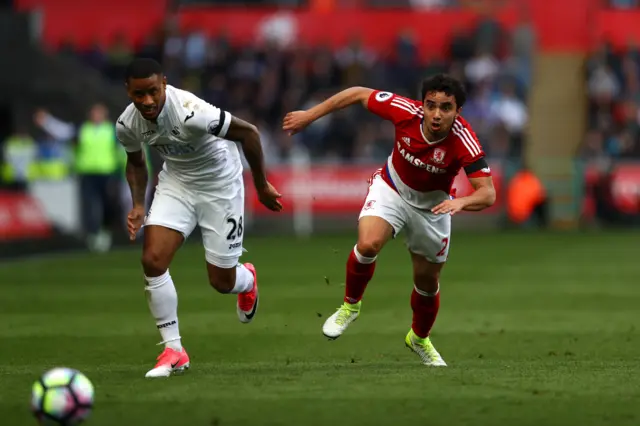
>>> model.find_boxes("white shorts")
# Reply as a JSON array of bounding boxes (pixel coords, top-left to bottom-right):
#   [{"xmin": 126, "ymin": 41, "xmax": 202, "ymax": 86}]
[
  {"xmin": 145, "ymin": 171, "xmax": 245, "ymax": 268},
  {"xmin": 359, "ymin": 174, "xmax": 451, "ymax": 263}
]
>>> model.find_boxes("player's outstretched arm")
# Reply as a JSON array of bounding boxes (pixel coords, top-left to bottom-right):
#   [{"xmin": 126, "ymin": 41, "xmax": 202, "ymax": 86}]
[
  {"xmin": 117, "ymin": 119, "xmax": 149, "ymax": 240},
  {"xmin": 125, "ymin": 150, "xmax": 148, "ymax": 239},
  {"xmin": 283, "ymin": 87, "xmax": 374, "ymax": 135},
  {"xmin": 225, "ymin": 116, "xmax": 283, "ymax": 212},
  {"xmin": 125, "ymin": 150, "xmax": 147, "ymax": 208}
]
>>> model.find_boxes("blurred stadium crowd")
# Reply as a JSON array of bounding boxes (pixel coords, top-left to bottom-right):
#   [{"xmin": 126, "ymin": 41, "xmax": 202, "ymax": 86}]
[
  {"xmin": 4, "ymin": 7, "xmax": 533, "ymax": 183},
  {"xmin": 6, "ymin": 1, "xmax": 640, "ymax": 190},
  {"xmin": 582, "ymin": 40, "xmax": 640, "ymax": 160},
  {"xmin": 581, "ymin": 1, "xmax": 640, "ymax": 159},
  {"xmin": 118, "ymin": 15, "xmax": 526, "ymax": 164}
]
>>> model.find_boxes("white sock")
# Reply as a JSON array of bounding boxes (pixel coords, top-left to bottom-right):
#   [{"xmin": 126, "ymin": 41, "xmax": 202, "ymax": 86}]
[
  {"xmin": 229, "ymin": 264, "xmax": 254, "ymax": 294},
  {"xmin": 354, "ymin": 245, "xmax": 377, "ymax": 264},
  {"xmin": 145, "ymin": 270, "xmax": 182, "ymax": 351},
  {"xmin": 414, "ymin": 283, "xmax": 440, "ymax": 297}
]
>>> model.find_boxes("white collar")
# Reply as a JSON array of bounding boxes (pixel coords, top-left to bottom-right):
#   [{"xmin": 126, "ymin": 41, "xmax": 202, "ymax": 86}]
[{"xmin": 419, "ymin": 120, "xmax": 446, "ymax": 145}]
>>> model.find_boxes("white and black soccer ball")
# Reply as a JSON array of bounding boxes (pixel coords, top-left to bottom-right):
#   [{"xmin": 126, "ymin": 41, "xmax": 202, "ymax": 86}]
[{"xmin": 31, "ymin": 367, "xmax": 94, "ymax": 425}]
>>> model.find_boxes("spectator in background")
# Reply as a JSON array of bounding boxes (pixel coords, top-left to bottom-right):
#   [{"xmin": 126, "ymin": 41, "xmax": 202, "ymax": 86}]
[
  {"xmin": 490, "ymin": 78, "xmax": 527, "ymax": 157},
  {"xmin": 106, "ymin": 33, "xmax": 134, "ymax": 81},
  {"xmin": 588, "ymin": 62, "xmax": 620, "ymax": 101},
  {"xmin": 488, "ymin": 124, "xmax": 514, "ymax": 160},
  {"xmin": 81, "ymin": 38, "xmax": 107, "ymax": 71},
  {"xmin": 34, "ymin": 108, "xmax": 75, "ymax": 143},
  {"xmin": 75, "ymin": 103, "xmax": 123, "ymax": 253},
  {"xmin": 491, "ymin": 79, "xmax": 527, "ymax": 134},
  {"xmin": 390, "ymin": 30, "xmax": 423, "ymax": 95},
  {"xmin": 505, "ymin": 1, "xmax": 535, "ymax": 89},
  {"xmin": 161, "ymin": 17, "xmax": 185, "ymax": 84},
  {"xmin": 335, "ymin": 36, "xmax": 377, "ymax": 87},
  {"xmin": 465, "ymin": 46, "xmax": 500, "ymax": 86},
  {"xmin": 1, "ymin": 127, "xmax": 38, "ymax": 189},
  {"xmin": 257, "ymin": 9, "xmax": 298, "ymax": 48},
  {"xmin": 609, "ymin": 0, "xmax": 638, "ymax": 9},
  {"xmin": 138, "ymin": 32, "xmax": 164, "ymax": 64},
  {"xmin": 449, "ymin": 25, "xmax": 474, "ymax": 64},
  {"xmin": 33, "ymin": 108, "xmax": 74, "ymax": 181},
  {"xmin": 184, "ymin": 30, "xmax": 208, "ymax": 72},
  {"xmin": 408, "ymin": 0, "xmax": 451, "ymax": 10},
  {"xmin": 589, "ymin": 159, "xmax": 640, "ymax": 226},
  {"xmin": 578, "ymin": 129, "xmax": 607, "ymax": 160},
  {"xmin": 460, "ymin": 80, "xmax": 497, "ymax": 144},
  {"xmin": 506, "ymin": 164, "xmax": 548, "ymax": 228},
  {"xmin": 368, "ymin": 0, "xmax": 456, "ymax": 8}
]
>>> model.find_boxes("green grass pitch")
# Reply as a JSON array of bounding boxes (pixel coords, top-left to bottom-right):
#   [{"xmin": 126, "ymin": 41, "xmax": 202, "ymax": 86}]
[{"xmin": 1, "ymin": 230, "xmax": 639, "ymax": 426}]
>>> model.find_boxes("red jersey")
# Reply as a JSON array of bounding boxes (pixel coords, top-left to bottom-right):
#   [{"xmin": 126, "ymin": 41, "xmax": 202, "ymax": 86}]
[{"xmin": 367, "ymin": 90, "xmax": 491, "ymax": 209}]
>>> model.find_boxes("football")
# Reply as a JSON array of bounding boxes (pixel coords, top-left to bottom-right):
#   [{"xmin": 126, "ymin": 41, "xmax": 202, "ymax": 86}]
[{"xmin": 31, "ymin": 367, "xmax": 94, "ymax": 425}]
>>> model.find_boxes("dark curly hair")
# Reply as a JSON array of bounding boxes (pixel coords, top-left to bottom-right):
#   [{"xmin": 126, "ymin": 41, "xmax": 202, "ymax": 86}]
[
  {"xmin": 420, "ymin": 73, "xmax": 467, "ymax": 109},
  {"xmin": 124, "ymin": 58, "xmax": 163, "ymax": 83}
]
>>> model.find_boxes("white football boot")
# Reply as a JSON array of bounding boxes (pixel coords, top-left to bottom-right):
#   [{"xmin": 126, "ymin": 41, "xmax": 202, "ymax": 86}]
[{"xmin": 322, "ymin": 301, "xmax": 361, "ymax": 339}]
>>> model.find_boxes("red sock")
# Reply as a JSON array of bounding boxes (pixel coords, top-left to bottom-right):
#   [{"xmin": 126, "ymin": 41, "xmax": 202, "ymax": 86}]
[
  {"xmin": 411, "ymin": 287, "xmax": 440, "ymax": 338},
  {"xmin": 344, "ymin": 249, "xmax": 376, "ymax": 304}
]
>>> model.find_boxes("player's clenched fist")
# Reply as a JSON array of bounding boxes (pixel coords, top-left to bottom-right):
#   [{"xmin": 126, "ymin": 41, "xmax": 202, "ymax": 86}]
[
  {"xmin": 282, "ymin": 111, "xmax": 313, "ymax": 135},
  {"xmin": 127, "ymin": 205, "xmax": 146, "ymax": 241},
  {"xmin": 257, "ymin": 181, "xmax": 283, "ymax": 212}
]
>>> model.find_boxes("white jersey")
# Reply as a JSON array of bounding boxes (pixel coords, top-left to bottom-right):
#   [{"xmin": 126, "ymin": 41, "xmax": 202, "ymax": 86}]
[{"xmin": 116, "ymin": 85, "xmax": 242, "ymax": 189}]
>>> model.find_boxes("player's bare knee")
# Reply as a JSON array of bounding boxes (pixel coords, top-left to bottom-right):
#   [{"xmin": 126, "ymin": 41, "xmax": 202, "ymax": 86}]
[
  {"xmin": 414, "ymin": 271, "xmax": 440, "ymax": 294},
  {"xmin": 141, "ymin": 250, "xmax": 169, "ymax": 277},
  {"xmin": 356, "ymin": 240, "xmax": 384, "ymax": 258}
]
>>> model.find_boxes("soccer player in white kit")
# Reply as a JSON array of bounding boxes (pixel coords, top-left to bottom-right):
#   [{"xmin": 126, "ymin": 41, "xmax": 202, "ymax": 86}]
[
  {"xmin": 116, "ymin": 58, "xmax": 282, "ymax": 378},
  {"xmin": 283, "ymin": 74, "xmax": 496, "ymax": 366}
]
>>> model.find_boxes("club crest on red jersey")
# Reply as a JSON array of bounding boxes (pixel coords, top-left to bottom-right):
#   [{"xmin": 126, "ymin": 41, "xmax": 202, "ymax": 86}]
[{"xmin": 432, "ymin": 148, "xmax": 446, "ymax": 164}]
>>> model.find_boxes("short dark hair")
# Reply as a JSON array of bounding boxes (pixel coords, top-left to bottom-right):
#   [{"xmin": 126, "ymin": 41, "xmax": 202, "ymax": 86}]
[
  {"xmin": 124, "ymin": 58, "xmax": 163, "ymax": 82},
  {"xmin": 420, "ymin": 74, "xmax": 466, "ymax": 108}
]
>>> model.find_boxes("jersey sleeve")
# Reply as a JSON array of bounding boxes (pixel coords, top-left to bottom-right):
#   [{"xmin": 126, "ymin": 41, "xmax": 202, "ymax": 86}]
[
  {"xmin": 464, "ymin": 157, "xmax": 492, "ymax": 178},
  {"xmin": 366, "ymin": 90, "xmax": 421, "ymax": 124},
  {"xmin": 456, "ymin": 122, "xmax": 492, "ymax": 178},
  {"xmin": 115, "ymin": 120, "xmax": 141, "ymax": 152},
  {"xmin": 183, "ymin": 103, "xmax": 232, "ymax": 139}
]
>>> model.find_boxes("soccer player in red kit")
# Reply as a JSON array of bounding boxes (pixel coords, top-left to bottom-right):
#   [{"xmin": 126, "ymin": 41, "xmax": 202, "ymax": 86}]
[{"xmin": 283, "ymin": 74, "xmax": 496, "ymax": 366}]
